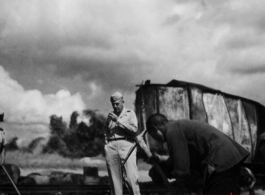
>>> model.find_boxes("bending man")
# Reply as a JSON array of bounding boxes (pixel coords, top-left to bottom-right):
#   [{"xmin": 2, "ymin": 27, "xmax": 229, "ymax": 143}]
[{"xmin": 146, "ymin": 113, "xmax": 249, "ymax": 195}]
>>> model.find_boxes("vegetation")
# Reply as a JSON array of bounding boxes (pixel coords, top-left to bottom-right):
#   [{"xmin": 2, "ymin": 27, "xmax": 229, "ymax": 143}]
[
  {"xmin": 4, "ymin": 150, "xmax": 151, "ymax": 171},
  {"xmin": 43, "ymin": 109, "xmax": 107, "ymax": 158},
  {"xmin": 5, "ymin": 150, "xmax": 107, "ymax": 170},
  {"xmin": 4, "ymin": 109, "xmax": 107, "ymax": 166},
  {"xmin": 3, "ymin": 109, "xmax": 151, "ymax": 171}
]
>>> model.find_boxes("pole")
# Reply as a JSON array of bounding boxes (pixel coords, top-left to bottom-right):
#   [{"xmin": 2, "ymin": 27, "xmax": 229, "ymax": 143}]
[
  {"xmin": 122, "ymin": 129, "xmax": 148, "ymax": 166},
  {"xmin": 1, "ymin": 165, "xmax": 22, "ymax": 195}
]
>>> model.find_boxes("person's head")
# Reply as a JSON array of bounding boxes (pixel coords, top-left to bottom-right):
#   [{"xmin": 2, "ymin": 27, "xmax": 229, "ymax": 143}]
[
  {"xmin": 146, "ymin": 113, "xmax": 168, "ymax": 142},
  {"xmin": 110, "ymin": 92, "xmax": 124, "ymax": 114}
]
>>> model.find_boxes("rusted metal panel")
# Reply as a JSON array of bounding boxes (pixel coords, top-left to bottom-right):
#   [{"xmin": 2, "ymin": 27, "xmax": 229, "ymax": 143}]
[
  {"xmin": 158, "ymin": 87, "xmax": 189, "ymax": 120},
  {"xmin": 190, "ymin": 87, "xmax": 207, "ymax": 122},
  {"xmin": 135, "ymin": 86, "xmax": 165, "ymax": 153},
  {"xmin": 135, "ymin": 85, "xmax": 190, "ymax": 154},
  {"xmin": 141, "ymin": 86, "xmax": 158, "ymax": 119},
  {"xmin": 203, "ymin": 93, "xmax": 233, "ymax": 139},
  {"xmin": 224, "ymin": 98, "xmax": 252, "ymax": 157},
  {"xmin": 135, "ymin": 86, "xmax": 156, "ymax": 134},
  {"xmin": 242, "ymin": 101, "xmax": 258, "ymax": 159}
]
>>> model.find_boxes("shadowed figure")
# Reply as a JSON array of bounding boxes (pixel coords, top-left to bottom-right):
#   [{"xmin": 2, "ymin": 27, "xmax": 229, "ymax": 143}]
[{"xmin": 146, "ymin": 113, "xmax": 250, "ymax": 195}]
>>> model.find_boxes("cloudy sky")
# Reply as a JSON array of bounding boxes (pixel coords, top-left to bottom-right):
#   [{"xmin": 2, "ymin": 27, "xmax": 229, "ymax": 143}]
[{"xmin": 1, "ymin": 0, "xmax": 265, "ymax": 143}]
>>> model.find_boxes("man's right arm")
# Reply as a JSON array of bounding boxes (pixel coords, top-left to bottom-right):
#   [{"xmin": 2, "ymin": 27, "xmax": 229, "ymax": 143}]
[{"xmin": 166, "ymin": 125, "xmax": 190, "ymax": 180}]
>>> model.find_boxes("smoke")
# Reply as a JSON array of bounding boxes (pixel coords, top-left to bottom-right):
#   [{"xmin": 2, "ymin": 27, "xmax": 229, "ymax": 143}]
[{"xmin": 77, "ymin": 114, "xmax": 91, "ymax": 126}]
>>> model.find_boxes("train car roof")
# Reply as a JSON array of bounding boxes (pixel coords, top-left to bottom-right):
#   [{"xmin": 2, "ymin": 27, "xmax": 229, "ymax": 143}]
[{"xmin": 136, "ymin": 79, "xmax": 265, "ymax": 108}]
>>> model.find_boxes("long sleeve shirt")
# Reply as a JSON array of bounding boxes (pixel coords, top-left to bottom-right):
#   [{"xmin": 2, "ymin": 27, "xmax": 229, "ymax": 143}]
[{"xmin": 106, "ymin": 107, "xmax": 138, "ymax": 140}]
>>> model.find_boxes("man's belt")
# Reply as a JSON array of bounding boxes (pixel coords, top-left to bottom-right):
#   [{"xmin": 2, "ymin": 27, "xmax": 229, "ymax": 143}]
[{"xmin": 107, "ymin": 137, "xmax": 134, "ymax": 142}]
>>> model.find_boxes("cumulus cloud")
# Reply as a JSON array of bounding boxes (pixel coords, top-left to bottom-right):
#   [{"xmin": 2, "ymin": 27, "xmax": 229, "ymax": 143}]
[
  {"xmin": 1, "ymin": 0, "xmax": 265, "ymax": 113},
  {"xmin": 0, "ymin": 66, "xmax": 86, "ymax": 124},
  {"xmin": 3, "ymin": 0, "xmax": 265, "ymax": 148}
]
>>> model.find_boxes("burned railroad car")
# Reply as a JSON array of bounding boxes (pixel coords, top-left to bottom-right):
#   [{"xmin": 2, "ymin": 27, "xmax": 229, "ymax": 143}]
[{"xmin": 135, "ymin": 79, "xmax": 265, "ymax": 183}]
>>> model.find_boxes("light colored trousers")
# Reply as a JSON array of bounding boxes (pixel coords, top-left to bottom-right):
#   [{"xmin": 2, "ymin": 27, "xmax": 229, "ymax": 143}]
[{"xmin": 105, "ymin": 140, "xmax": 141, "ymax": 195}]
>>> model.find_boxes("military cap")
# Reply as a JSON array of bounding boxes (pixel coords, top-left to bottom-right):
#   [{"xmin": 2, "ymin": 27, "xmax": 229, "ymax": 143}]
[{"xmin": 110, "ymin": 92, "xmax": 123, "ymax": 102}]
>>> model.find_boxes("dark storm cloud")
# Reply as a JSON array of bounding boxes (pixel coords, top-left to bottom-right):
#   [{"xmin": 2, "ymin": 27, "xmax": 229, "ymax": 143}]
[
  {"xmin": 0, "ymin": 18, "xmax": 152, "ymax": 92},
  {"xmin": 4, "ymin": 0, "xmax": 265, "ymax": 147},
  {"xmin": 0, "ymin": 0, "xmax": 155, "ymax": 94},
  {"xmin": 49, "ymin": 51, "xmax": 152, "ymax": 91},
  {"xmin": 0, "ymin": 0, "xmax": 113, "ymax": 57},
  {"xmin": 217, "ymin": 56, "xmax": 265, "ymax": 76},
  {"xmin": 232, "ymin": 65, "xmax": 265, "ymax": 75},
  {"xmin": 2, "ymin": 0, "xmax": 265, "ymax": 120},
  {"xmin": 225, "ymin": 35, "xmax": 261, "ymax": 50}
]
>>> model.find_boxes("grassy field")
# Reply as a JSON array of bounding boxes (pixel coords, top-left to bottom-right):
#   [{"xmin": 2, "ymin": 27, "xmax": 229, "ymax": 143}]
[
  {"xmin": 3, "ymin": 150, "xmax": 152, "ymax": 181},
  {"xmin": 4, "ymin": 150, "xmax": 151, "ymax": 171},
  {"xmin": 5, "ymin": 151, "xmax": 265, "ymax": 192},
  {"xmin": 4, "ymin": 151, "xmax": 105, "ymax": 169}
]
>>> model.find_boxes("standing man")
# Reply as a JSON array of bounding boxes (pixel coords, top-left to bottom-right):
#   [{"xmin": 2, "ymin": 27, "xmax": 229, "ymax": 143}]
[
  {"xmin": 105, "ymin": 92, "xmax": 141, "ymax": 195},
  {"xmin": 146, "ymin": 113, "xmax": 249, "ymax": 195}
]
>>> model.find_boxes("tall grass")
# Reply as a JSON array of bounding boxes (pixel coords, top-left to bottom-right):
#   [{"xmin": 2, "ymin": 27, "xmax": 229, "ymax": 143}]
[
  {"xmin": 4, "ymin": 150, "xmax": 107, "ymax": 170},
  {"xmin": 4, "ymin": 150, "xmax": 151, "ymax": 171}
]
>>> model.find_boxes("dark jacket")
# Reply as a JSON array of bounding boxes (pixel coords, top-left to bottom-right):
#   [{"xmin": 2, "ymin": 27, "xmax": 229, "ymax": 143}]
[{"xmin": 166, "ymin": 119, "xmax": 249, "ymax": 178}]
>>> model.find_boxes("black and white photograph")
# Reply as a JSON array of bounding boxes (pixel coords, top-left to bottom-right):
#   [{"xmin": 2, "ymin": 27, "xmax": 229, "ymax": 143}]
[{"xmin": 0, "ymin": 0, "xmax": 265, "ymax": 194}]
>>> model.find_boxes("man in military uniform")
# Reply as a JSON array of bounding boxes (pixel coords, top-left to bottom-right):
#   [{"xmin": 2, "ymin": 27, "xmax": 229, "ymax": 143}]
[
  {"xmin": 146, "ymin": 113, "xmax": 249, "ymax": 195},
  {"xmin": 105, "ymin": 92, "xmax": 141, "ymax": 195}
]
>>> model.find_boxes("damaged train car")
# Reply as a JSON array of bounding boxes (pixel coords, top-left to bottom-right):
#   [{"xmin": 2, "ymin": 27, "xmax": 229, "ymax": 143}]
[{"xmin": 135, "ymin": 79, "xmax": 265, "ymax": 184}]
